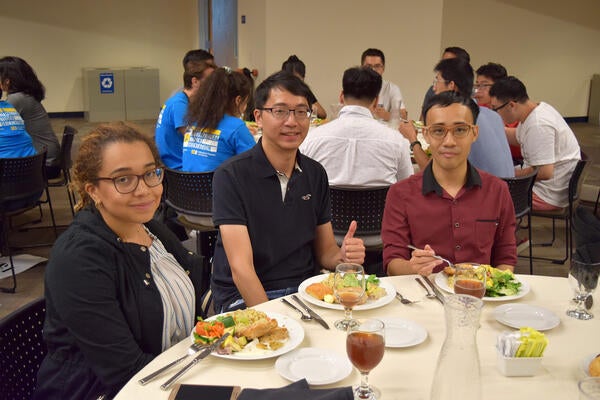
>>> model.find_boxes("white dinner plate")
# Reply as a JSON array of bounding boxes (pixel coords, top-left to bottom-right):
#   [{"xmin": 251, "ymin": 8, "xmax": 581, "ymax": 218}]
[
  {"xmin": 297, "ymin": 274, "xmax": 395, "ymax": 310},
  {"xmin": 493, "ymin": 304, "xmax": 560, "ymax": 331},
  {"xmin": 190, "ymin": 311, "xmax": 304, "ymax": 360},
  {"xmin": 275, "ymin": 347, "xmax": 352, "ymax": 385},
  {"xmin": 380, "ymin": 317, "xmax": 427, "ymax": 348},
  {"xmin": 581, "ymin": 352, "xmax": 600, "ymax": 377},
  {"xmin": 434, "ymin": 271, "xmax": 530, "ymax": 302}
]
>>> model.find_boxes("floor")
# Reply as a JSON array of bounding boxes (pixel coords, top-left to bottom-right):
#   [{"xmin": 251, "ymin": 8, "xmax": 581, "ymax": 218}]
[{"xmin": 0, "ymin": 118, "xmax": 598, "ymax": 319}]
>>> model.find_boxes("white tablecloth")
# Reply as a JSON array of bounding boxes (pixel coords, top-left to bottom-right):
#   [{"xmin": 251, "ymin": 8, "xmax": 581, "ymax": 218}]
[{"xmin": 115, "ymin": 275, "xmax": 598, "ymax": 399}]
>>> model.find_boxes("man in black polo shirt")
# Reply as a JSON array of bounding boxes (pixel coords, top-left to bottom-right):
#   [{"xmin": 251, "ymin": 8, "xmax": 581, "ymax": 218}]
[{"xmin": 211, "ymin": 71, "xmax": 366, "ymax": 312}]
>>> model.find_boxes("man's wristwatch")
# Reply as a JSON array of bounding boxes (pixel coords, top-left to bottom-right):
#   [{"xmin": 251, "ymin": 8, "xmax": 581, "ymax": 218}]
[{"xmin": 410, "ymin": 140, "xmax": 421, "ymax": 152}]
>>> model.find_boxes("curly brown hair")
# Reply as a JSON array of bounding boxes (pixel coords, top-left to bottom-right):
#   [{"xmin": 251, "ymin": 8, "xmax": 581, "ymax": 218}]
[{"xmin": 72, "ymin": 122, "xmax": 161, "ymax": 211}]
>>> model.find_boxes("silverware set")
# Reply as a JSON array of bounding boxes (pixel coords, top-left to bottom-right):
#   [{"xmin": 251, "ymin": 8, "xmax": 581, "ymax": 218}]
[
  {"xmin": 138, "ymin": 332, "xmax": 230, "ymax": 390},
  {"xmin": 281, "ymin": 295, "xmax": 330, "ymax": 329},
  {"xmin": 395, "ymin": 276, "xmax": 445, "ymax": 305}
]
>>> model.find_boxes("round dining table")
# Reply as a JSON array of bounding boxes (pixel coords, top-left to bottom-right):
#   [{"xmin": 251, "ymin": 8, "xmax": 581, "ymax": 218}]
[{"xmin": 115, "ymin": 274, "xmax": 599, "ymax": 400}]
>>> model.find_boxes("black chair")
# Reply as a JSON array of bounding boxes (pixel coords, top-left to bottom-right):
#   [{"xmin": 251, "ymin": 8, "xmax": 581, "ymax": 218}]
[
  {"xmin": 531, "ymin": 152, "xmax": 589, "ymax": 264},
  {"xmin": 330, "ymin": 186, "xmax": 389, "ymax": 249},
  {"xmin": 164, "ymin": 168, "xmax": 217, "ymax": 313},
  {"xmin": 47, "ymin": 125, "xmax": 77, "ymax": 216},
  {"xmin": 502, "ymin": 168, "xmax": 538, "ymax": 274},
  {"xmin": 0, "ymin": 297, "xmax": 47, "ymax": 400},
  {"xmin": 0, "ymin": 152, "xmax": 56, "ymax": 293}
]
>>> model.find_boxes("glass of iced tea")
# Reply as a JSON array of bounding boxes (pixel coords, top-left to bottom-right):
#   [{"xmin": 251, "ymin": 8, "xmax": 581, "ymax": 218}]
[
  {"xmin": 453, "ymin": 263, "xmax": 487, "ymax": 299},
  {"xmin": 346, "ymin": 318, "xmax": 385, "ymax": 399},
  {"xmin": 333, "ymin": 263, "xmax": 366, "ymax": 331}
]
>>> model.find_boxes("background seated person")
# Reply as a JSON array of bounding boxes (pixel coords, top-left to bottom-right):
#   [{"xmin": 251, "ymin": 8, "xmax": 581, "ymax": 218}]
[
  {"xmin": 489, "ymin": 76, "xmax": 581, "ymax": 211},
  {"xmin": 34, "ymin": 123, "xmax": 205, "ymax": 400},
  {"xmin": 210, "ymin": 71, "xmax": 365, "ymax": 313},
  {"xmin": 182, "ymin": 67, "xmax": 255, "ymax": 172},
  {"xmin": 382, "ymin": 92, "xmax": 517, "ymax": 276},
  {"xmin": 300, "ymin": 66, "xmax": 413, "ymax": 187},
  {"xmin": 281, "ymin": 55, "xmax": 327, "ymax": 119},
  {"xmin": 0, "ymin": 99, "xmax": 36, "ymax": 159},
  {"xmin": 361, "ymin": 48, "xmax": 408, "ymax": 121},
  {"xmin": 155, "ymin": 60, "xmax": 215, "ymax": 169},
  {"xmin": 473, "ymin": 62, "xmax": 522, "ymax": 165},
  {"xmin": 0, "ymin": 56, "xmax": 60, "ymax": 170},
  {"xmin": 0, "ymin": 99, "xmax": 39, "ymax": 212}
]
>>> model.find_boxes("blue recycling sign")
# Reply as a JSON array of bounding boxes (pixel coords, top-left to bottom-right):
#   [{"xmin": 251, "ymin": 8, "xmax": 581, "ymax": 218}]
[{"xmin": 99, "ymin": 72, "xmax": 114, "ymax": 94}]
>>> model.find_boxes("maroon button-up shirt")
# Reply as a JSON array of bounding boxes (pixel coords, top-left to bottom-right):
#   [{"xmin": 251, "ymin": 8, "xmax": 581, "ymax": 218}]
[{"xmin": 382, "ymin": 162, "xmax": 517, "ymax": 272}]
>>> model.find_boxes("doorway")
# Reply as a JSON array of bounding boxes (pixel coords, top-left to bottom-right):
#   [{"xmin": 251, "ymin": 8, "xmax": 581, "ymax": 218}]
[{"xmin": 198, "ymin": 0, "xmax": 238, "ymax": 68}]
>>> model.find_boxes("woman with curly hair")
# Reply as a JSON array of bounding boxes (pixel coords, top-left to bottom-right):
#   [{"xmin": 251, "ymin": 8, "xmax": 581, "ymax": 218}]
[{"xmin": 34, "ymin": 123, "xmax": 206, "ymax": 400}]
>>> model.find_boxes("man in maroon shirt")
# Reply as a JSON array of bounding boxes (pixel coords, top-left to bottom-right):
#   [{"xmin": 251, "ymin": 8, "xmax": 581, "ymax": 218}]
[{"xmin": 382, "ymin": 91, "xmax": 517, "ymax": 275}]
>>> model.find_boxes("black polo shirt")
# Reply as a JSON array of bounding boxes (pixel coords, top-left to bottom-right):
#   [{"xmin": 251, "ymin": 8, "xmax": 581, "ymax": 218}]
[{"xmin": 211, "ymin": 140, "xmax": 331, "ymax": 307}]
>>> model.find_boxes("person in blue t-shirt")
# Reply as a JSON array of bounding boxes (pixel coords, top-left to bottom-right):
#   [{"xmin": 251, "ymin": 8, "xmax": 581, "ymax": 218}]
[
  {"xmin": 182, "ymin": 67, "xmax": 256, "ymax": 172},
  {"xmin": 0, "ymin": 99, "xmax": 36, "ymax": 158},
  {"xmin": 155, "ymin": 60, "xmax": 215, "ymax": 169},
  {"xmin": 0, "ymin": 98, "xmax": 40, "ymax": 212}
]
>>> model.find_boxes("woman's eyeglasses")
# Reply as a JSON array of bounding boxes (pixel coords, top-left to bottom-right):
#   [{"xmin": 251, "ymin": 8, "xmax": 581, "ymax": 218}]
[{"xmin": 95, "ymin": 167, "xmax": 164, "ymax": 194}]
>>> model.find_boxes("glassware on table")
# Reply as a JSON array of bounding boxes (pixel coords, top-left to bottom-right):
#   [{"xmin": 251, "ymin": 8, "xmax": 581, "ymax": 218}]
[
  {"xmin": 333, "ymin": 263, "xmax": 366, "ymax": 331},
  {"xmin": 430, "ymin": 294, "xmax": 484, "ymax": 400},
  {"xmin": 346, "ymin": 318, "xmax": 385, "ymax": 400},
  {"xmin": 567, "ymin": 258, "xmax": 600, "ymax": 320},
  {"xmin": 579, "ymin": 377, "xmax": 600, "ymax": 399},
  {"xmin": 453, "ymin": 263, "xmax": 487, "ymax": 299}
]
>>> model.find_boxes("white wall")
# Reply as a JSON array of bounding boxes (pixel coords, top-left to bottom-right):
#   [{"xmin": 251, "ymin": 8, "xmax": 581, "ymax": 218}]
[
  {"xmin": 0, "ymin": 0, "xmax": 199, "ymax": 115},
  {"xmin": 442, "ymin": 0, "xmax": 600, "ymax": 117},
  {"xmin": 239, "ymin": 0, "xmax": 444, "ymax": 120}
]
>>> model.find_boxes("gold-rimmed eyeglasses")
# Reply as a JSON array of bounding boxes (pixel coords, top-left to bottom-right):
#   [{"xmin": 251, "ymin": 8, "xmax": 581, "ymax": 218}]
[
  {"xmin": 424, "ymin": 124, "xmax": 474, "ymax": 140},
  {"xmin": 94, "ymin": 167, "xmax": 164, "ymax": 194}
]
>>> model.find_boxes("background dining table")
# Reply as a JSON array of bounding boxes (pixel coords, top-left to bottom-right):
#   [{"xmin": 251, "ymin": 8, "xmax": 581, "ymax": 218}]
[{"xmin": 115, "ymin": 274, "xmax": 599, "ymax": 400}]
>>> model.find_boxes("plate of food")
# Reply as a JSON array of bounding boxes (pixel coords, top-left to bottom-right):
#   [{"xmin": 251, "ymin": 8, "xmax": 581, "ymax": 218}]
[
  {"xmin": 434, "ymin": 264, "xmax": 530, "ymax": 301},
  {"xmin": 493, "ymin": 304, "xmax": 560, "ymax": 331},
  {"xmin": 298, "ymin": 273, "xmax": 395, "ymax": 310},
  {"xmin": 379, "ymin": 317, "xmax": 428, "ymax": 348},
  {"xmin": 191, "ymin": 309, "xmax": 304, "ymax": 360},
  {"xmin": 275, "ymin": 347, "xmax": 352, "ymax": 385},
  {"xmin": 581, "ymin": 352, "xmax": 600, "ymax": 377}
]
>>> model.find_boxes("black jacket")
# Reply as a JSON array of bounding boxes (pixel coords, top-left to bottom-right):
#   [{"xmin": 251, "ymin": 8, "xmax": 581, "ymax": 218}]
[{"xmin": 34, "ymin": 207, "xmax": 205, "ymax": 400}]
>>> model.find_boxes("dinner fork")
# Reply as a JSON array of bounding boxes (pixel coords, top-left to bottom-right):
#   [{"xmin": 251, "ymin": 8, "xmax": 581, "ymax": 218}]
[
  {"xmin": 407, "ymin": 245, "xmax": 455, "ymax": 269},
  {"xmin": 281, "ymin": 298, "xmax": 312, "ymax": 321},
  {"xmin": 395, "ymin": 291, "xmax": 418, "ymax": 304},
  {"xmin": 138, "ymin": 342, "xmax": 208, "ymax": 385}
]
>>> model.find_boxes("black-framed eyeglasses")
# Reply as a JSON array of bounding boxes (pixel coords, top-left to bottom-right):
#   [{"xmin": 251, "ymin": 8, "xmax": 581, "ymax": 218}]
[
  {"xmin": 94, "ymin": 167, "xmax": 164, "ymax": 194},
  {"xmin": 259, "ymin": 106, "xmax": 312, "ymax": 121},
  {"xmin": 492, "ymin": 101, "xmax": 510, "ymax": 112},
  {"xmin": 424, "ymin": 124, "xmax": 474, "ymax": 140}
]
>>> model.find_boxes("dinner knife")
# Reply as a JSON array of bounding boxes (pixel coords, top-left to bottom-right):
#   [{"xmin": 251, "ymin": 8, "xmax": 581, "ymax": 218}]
[
  {"xmin": 291, "ymin": 294, "xmax": 330, "ymax": 329},
  {"xmin": 160, "ymin": 332, "xmax": 230, "ymax": 391},
  {"xmin": 422, "ymin": 275, "xmax": 446, "ymax": 304}
]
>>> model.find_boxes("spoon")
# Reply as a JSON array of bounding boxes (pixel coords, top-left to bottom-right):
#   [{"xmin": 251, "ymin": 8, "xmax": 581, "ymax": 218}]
[
  {"xmin": 415, "ymin": 277, "xmax": 437, "ymax": 299},
  {"xmin": 407, "ymin": 245, "xmax": 455, "ymax": 269},
  {"xmin": 281, "ymin": 298, "xmax": 312, "ymax": 321}
]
